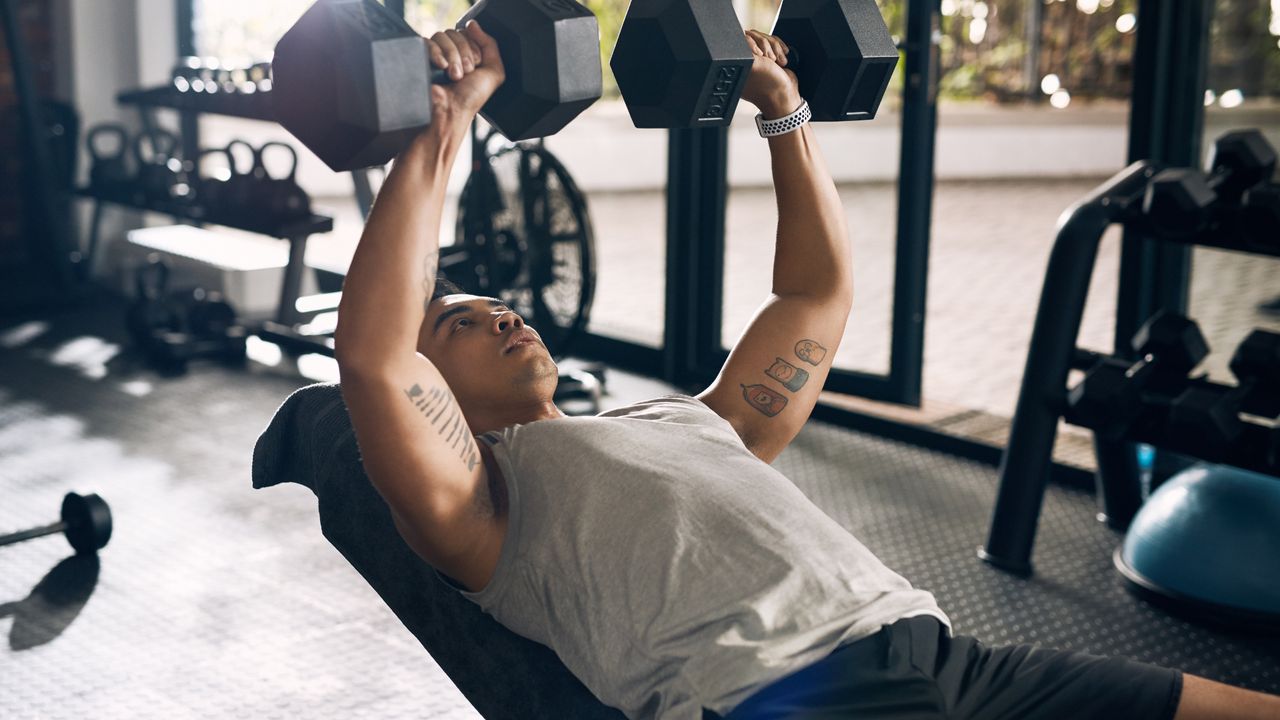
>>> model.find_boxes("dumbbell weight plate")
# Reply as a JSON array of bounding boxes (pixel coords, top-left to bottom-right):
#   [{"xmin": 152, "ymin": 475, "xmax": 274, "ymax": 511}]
[
  {"xmin": 457, "ymin": 0, "xmax": 602, "ymax": 141},
  {"xmin": 272, "ymin": 0, "xmax": 601, "ymax": 171},
  {"xmin": 771, "ymin": 0, "xmax": 899, "ymax": 121},
  {"xmin": 61, "ymin": 492, "xmax": 113, "ymax": 554},
  {"xmin": 610, "ymin": 0, "xmax": 754, "ymax": 128}
]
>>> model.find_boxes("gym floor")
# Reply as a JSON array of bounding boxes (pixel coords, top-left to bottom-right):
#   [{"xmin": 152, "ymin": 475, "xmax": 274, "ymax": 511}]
[{"xmin": 2, "ymin": 296, "xmax": 1277, "ymax": 719}]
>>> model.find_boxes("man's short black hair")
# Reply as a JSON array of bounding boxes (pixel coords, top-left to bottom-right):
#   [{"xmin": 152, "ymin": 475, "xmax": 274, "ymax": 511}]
[{"xmin": 430, "ymin": 276, "xmax": 465, "ymax": 304}]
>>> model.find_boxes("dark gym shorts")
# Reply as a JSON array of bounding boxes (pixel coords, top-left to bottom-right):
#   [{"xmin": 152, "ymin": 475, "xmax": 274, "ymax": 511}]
[{"xmin": 712, "ymin": 615, "xmax": 1183, "ymax": 720}]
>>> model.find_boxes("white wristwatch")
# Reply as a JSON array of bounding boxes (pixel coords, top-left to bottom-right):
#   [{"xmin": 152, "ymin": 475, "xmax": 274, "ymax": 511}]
[{"xmin": 755, "ymin": 100, "xmax": 811, "ymax": 138}]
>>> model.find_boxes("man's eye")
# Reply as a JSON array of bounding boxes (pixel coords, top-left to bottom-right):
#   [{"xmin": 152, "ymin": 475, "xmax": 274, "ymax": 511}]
[{"xmin": 452, "ymin": 318, "xmax": 470, "ymax": 332}]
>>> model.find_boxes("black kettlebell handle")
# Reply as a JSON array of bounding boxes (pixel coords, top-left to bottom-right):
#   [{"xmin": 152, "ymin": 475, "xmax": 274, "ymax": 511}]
[
  {"xmin": 251, "ymin": 141, "xmax": 300, "ymax": 182},
  {"xmin": 196, "ymin": 146, "xmax": 235, "ymax": 179},
  {"xmin": 225, "ymin": 139, "xmax": 257, "ymax": 178},
  {"xmin": 133, "ymin": 127, "xmax": 181, "ymax": 167},
  {"xmin": 87, "ymin": 124, "xmax": 128, "ymax": 163}
]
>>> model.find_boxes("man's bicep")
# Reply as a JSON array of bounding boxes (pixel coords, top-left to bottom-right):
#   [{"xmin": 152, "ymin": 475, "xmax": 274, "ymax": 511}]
[
  {"xmin": 338, "ymin": 355, "xmax": 493, "ymax": 563},
  {"xmin": 697, "ymin": 293, "xmax": 850, "ymax": 463}
]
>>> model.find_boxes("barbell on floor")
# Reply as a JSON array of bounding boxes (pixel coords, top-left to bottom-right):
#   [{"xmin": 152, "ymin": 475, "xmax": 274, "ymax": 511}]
[{"xmin": 0, "ymin": 492, "xmax": 113, "ymax": 555}]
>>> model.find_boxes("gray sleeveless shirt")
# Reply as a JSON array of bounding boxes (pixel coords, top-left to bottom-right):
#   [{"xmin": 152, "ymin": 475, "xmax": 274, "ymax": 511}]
[{"xmin": 448, "ymin": 394, "xmax": 948, "ymax": 719}]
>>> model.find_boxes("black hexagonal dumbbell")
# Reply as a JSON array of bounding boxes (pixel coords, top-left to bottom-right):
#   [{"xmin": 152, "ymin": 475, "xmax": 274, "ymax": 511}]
[
  {"xmin": 1240, "ymin": 183, "xmax": 1280, "ymax": 249},
  {"xmin": 1141, "ymin": 168, "xmax": 1217, "ymax": 239},
  {"xmin": 1166, "ymin": 329, "xmax": 1280, "ymax": 456},
  {"xmin": 271, "ymin": 0, "xmax": 602, "ymax": 172},
  {"xmin": 1142, "ymin": 130, "xmax": 1278, "ymax": 240},
  {"xmin": 610, "ymin": 0, "xmax": 897, "ymax": 128},
  {"xmin": 1205, "ymin": 128, "xmax": 1277, "ymax": 206},
  {"xmin": 1066, "ymin": 311, "xmax": 1209, "ymax": 439},
  {"xmin": 1229, "ymin": 328, "xmax": 1280, "ymax": 419}
]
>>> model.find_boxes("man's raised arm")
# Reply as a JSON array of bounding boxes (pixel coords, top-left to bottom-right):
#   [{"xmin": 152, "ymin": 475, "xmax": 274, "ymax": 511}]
[
  {"xmin": 331, "ymin": 24, "xmax": 509, "ymax": 589},
  {"xmin": 334, "ymin": 25, "xmax": 503, "ymax": 368},
  {"xmin": 698, "ymin": 31, "xmax": 853, "ymax": 463}
]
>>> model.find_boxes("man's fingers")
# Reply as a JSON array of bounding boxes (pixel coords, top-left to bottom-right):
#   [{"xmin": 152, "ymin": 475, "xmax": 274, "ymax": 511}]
[
  {"xmin": 432, "ymin": 31, "xmax": 465, "ymax": 79},
  {"xmin": 427, "ymin": 40, "xmax": 448, "ymax": 71},
  {"xmin": 744, "ymin": 33, "xmax": 764, "ymax": 59},
  {"xmin": 463, "ymin": 20, "xmax": 501, "ymax": 67},
  {"xmin": 748, "ymin": 30, "xmax": 777, "ymax": 61},
  {"xmin": 444, "ymin": 29, "xmax": 475, "ymax": 71},
  {"xmin": 770, "ymin": 37, "xmax": 789, "ymax": 66}
]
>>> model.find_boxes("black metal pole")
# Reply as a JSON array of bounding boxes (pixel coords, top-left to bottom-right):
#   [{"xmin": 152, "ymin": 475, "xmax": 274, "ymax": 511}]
[
  {"xmin": 177, "ymin": 0, "xmax": 200, "ymax": 171},
  {"xmin": 663, "ymin": 127, "xmax": 727, "ymax": 388},
  {"xmin": 889, "ymin": 0, "xmax": 939, "ymax": 407},
  {"xmin": 979, "ymin": 161, "xmax": 1157, "ymax": 575}
]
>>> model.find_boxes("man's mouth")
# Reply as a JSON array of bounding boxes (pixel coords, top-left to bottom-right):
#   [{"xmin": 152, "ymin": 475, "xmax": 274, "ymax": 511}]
[{"xmin": 504, "ymin": 332, "xmax": 540, "ymax": 354}]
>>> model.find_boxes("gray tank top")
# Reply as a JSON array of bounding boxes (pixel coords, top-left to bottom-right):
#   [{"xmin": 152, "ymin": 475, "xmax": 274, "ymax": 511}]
[{"xmin": 447, "ymin": 394, "xmax": 948, "ymax": 719}]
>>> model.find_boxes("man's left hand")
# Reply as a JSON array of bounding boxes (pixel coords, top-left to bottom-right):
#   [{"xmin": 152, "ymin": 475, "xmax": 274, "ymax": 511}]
[{"xmin": 740, "ymin": 30, "xmax": 802, "ymax": 119}]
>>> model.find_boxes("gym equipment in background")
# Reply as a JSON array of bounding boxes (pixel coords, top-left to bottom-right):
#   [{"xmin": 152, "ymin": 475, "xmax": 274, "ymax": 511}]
[
  {"xmin": 125, "ymin": 256, "xmax": 249, "ymax": 375},
  {"xmin": 1066, "ymin": 311, "xmax": 1208, "ymax": 441},
  {"xmin": 1117, "ymin": 463, "xmax": 1280, "ymax": 631},
  {"xmin": 979, "ymin": 128, "xmax": 1280, "ymax": 578},
  {"xmin": 449, "ymin": 126, "xmax": 595, "ymax": 362},
  {"xmin": 0, "ymin": 493, "xmax": 113, "ymax": 555},
  {"xmin": 611, "ymin": 0, "xmax": 898, "ymax": 128},
  {"xmin": 271, "ymin": 0, "xmax": 602, "ymax": 171},
  {"xmin": 1140, "ymin": 129, "xmax": 1277, "ymax": 238},
  {"xmin": 447, "ymin": 124, "xmax": 603, "ymax": 414}
]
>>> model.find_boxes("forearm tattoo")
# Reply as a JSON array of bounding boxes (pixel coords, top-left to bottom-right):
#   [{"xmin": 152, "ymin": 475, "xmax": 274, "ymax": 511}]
[
  {"xmin": 404, "ymin": 382, "xmax": 480, "ymax": 472},
  {"xmin": 739, "ymin": 338, "xmax": 827, "ymax": 417}
]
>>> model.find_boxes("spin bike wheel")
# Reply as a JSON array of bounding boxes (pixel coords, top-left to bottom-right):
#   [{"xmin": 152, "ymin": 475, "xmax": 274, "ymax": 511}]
[{"xmin": 445, "ymin": 131, "xmax": 596, "ymax": 360}]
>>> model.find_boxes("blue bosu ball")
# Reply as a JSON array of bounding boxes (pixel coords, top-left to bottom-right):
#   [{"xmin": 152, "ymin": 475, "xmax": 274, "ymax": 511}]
[{"xmin": 1116, "ymin": 463, "xmax": 1280, "ymax": 629}]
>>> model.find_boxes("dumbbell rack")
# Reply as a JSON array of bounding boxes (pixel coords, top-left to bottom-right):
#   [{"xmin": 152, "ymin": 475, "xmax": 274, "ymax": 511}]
[
  {"xmin": 85, "ymin": 85, "xmax": 342, "ymax": 357},
  {"xmin": 978, "ymin": 159, "xmax": 1280, "ymax": 576}
]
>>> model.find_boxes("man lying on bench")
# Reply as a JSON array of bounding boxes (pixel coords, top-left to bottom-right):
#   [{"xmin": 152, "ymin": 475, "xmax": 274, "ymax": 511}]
[{"xmin": 303, "ymin": 20, "xmax": 1280, "ymax": 720}]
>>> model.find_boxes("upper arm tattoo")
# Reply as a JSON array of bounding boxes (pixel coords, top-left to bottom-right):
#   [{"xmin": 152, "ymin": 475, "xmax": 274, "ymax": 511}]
[
  {"xmin": 405, "ymin": 382, "xmax": 481, "ymax": 473},
  {"xmin": 766, "ymin": 357, "xmax": 809, "ymax": 391},
  {"xmin": 739, "ymin": 338, "xmax": 827, "ymax": 417},
  {"xmin": 794, "ymin": 339, "xmax": 827, "ymax": 366}
]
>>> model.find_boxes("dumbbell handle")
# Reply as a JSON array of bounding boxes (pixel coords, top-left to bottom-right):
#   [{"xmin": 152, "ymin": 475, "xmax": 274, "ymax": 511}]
[{"xmin": 0, "ymin": 521, "xmax": 65, "ymax": 548}]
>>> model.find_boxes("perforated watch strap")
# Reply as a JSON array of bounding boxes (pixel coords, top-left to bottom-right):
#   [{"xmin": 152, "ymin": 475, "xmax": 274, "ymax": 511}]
[{"xmin": 755, "ymin": 100, "xmax": 811, "ymax": 138}]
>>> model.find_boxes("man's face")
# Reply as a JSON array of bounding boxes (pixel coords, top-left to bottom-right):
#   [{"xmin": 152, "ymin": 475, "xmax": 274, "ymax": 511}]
[{"xmin": 419, "ymin": 294, "xmax": 559, "ymax": 412}]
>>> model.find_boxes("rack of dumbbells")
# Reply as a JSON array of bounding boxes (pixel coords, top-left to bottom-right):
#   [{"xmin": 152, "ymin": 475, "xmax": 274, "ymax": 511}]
[
  {"xmin": 979, "ymin": 129, "xmax": 1280, "ymax": 576},
  {"xmin": 78, "ymin": 57, "xmax": 341, "ymax": 370}
]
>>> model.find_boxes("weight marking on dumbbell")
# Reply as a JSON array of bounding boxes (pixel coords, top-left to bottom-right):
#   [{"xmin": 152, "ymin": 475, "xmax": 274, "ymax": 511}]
[{"xmin": 698, "ymin": 65, "xmax": 744, "ymax": 122}]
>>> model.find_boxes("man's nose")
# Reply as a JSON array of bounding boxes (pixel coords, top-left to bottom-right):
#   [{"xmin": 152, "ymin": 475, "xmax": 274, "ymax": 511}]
[{"xmin": 494, "ymin": 311, "xmax": 524, "ymax": 332}]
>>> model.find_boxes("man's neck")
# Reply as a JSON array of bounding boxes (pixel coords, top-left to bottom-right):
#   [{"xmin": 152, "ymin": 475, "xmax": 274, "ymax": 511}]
[{"xmin": 468, "ymin": 400, "xmax": 565, "ymax": 436}]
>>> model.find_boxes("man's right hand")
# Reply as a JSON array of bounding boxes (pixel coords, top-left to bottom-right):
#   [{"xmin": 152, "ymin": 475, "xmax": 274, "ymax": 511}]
[
  {"xmin": 425, "ymin": 21, "xmax": 506, "ymax": 132},
  {"xmin": 740, "ymin": 30, "xmax": 802, "ymax": 120}
]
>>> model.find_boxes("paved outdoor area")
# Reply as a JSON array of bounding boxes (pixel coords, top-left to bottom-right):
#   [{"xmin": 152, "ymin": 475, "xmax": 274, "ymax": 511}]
[{"xmin": 301, "ymin": 177, "xmax": 1279, "ymax": 421}]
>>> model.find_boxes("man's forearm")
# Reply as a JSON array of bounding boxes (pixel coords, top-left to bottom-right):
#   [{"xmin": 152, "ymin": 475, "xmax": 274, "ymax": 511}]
[
  {"xmin": 334, "ymin": 126, "xmax": 466, "ymax": 367},
  {"xmin": 766, "ymin": 117, "xmax": 852, "ymax": 301}
]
